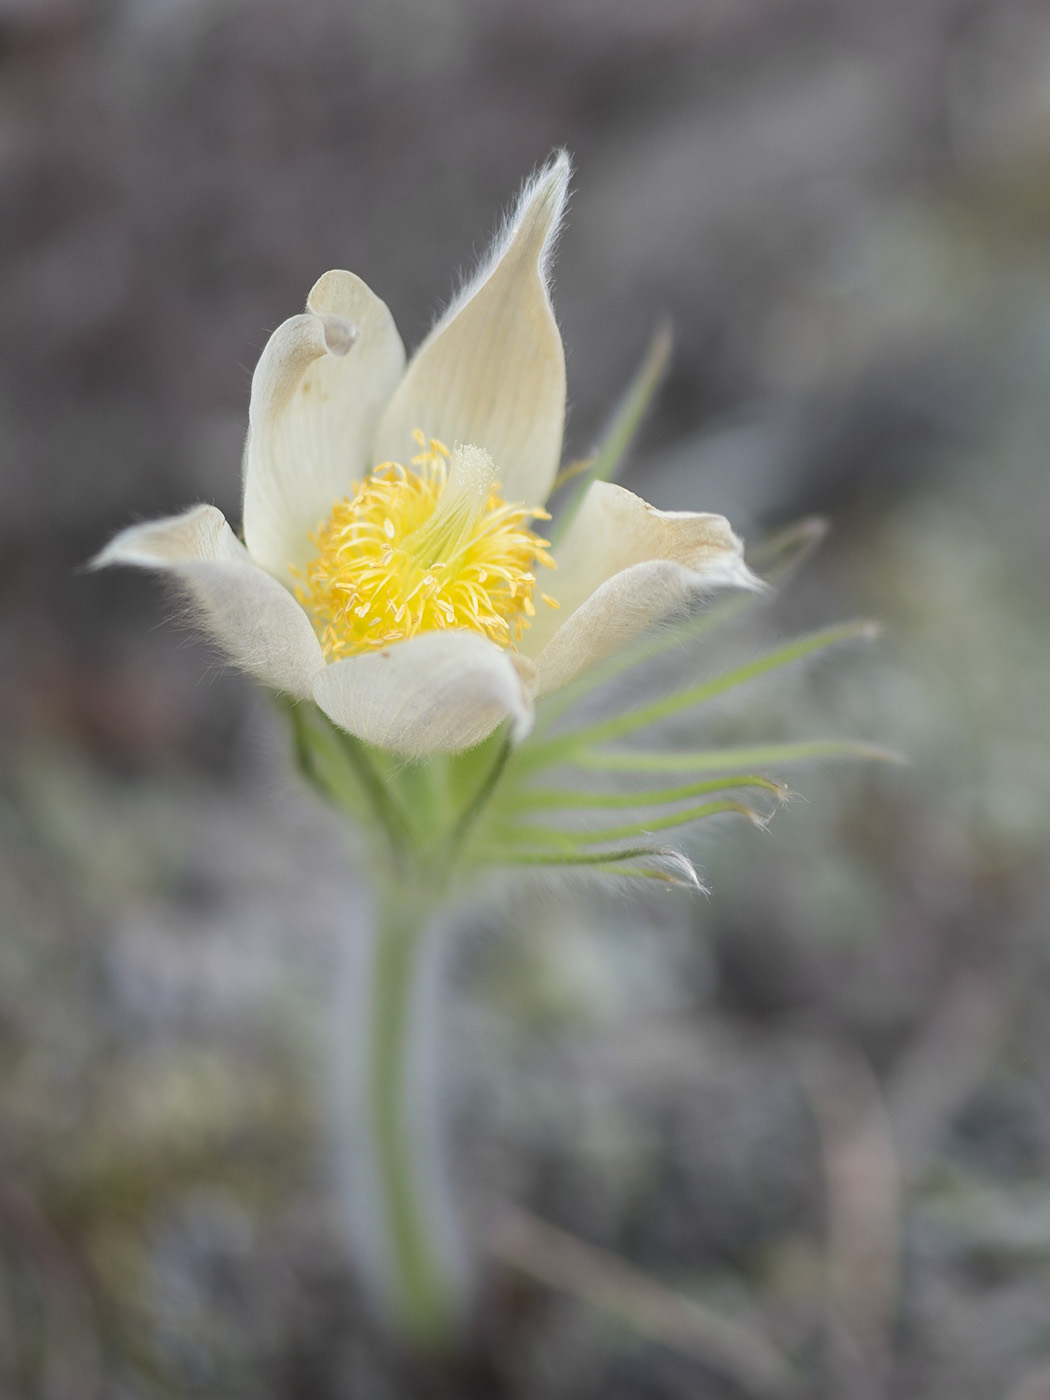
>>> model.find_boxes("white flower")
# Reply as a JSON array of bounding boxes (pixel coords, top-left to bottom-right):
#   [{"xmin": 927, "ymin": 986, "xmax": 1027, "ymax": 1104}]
[{"xmin": 95, "ymin": 154, "xmax": 759, "ymax": 756}]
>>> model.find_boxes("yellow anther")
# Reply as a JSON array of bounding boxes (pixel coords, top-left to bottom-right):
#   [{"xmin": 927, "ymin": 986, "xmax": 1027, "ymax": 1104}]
[
  {"xmin": 410, "ymin": 433, "xmax": 452, "ymax": 473},
  {"xmin": 295, "ymin": 432, "xmax": 558, "ymax": 659}
]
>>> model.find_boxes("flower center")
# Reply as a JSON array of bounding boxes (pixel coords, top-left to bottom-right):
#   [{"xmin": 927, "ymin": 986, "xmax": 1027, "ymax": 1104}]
[{"xmin": 297, "ymin": 431, "xmax": 558, "ymax": 661}]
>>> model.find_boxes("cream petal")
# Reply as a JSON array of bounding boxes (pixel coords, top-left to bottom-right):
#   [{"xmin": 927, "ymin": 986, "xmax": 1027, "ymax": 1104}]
[
  {"xmin": 93, "ymin": 504, "xmax": 325, "ymax": 698},
  {"xmin": 524, "ymin": 480, "xmax": 762, "ymax": 695},
  {"xmin": 373, "ymin": 153, "xmax": 569, "ymax": 508},
  {"xmin": 312, "ymin": 631, "xmax": 536, "ymax": 756},
  {"xmin": 242, "ymin": 270, "xmax": 405, "ymax": 582}
]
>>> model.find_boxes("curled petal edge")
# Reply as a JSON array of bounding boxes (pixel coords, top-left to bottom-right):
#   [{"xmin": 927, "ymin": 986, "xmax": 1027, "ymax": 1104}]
[
  {"xmin": 530, "ymin": 554, "xmax": 763, "ymax": 697},
  {"xmin": 523, "ymin": 478, "xmax": 763, "ymax": 659},
  {"xmin": 242, "ymin": 272, "xmax": 406, "ymax": 582}
]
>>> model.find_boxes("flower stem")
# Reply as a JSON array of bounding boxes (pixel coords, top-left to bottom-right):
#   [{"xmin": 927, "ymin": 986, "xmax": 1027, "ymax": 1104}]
[{"xmin": 364, "ymin": 884, "xmax": 459, "ymax": 1347}]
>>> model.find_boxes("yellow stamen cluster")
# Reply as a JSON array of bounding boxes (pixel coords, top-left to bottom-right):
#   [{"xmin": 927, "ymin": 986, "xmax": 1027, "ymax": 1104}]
[{"xmin": 297, "ymin": 432, "xmax": 558, "ymax": 661}]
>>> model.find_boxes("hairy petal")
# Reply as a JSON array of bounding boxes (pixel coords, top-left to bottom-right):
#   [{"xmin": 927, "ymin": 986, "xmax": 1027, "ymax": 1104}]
[
  {"xmin": 525, "ymin": 480, "xmax": 762, "ymax": 694},
  {"xmin": 93, "ymin": 505, "xmax": 325, "ymax": 697},
  {"xmin": 312, "ymin": 631, "xmax": 536, "ymax": 756},
  {"xmin": 242, "ymin": 270, "xmax": 405, "ymax": 582},
  {"xmin": 373, "ymin": 153, "xmax": 569, "ymax": 507}
]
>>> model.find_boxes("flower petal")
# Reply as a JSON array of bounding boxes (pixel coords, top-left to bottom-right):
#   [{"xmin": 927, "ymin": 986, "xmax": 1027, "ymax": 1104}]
[
  {"xmin": 373, "ymin": 153, "xmax": 570, "ymax": 508},
  {"xmin": 242, "ymin": 270, "xmax": 405, "ymax": 582},
  {"xmin": 312, "ymin": 631, "xmax": 536, "ymax": 756},
  {"xmin": 524, "ymin": 480, "xmax": 762, "ymax": 695},
  {"xmin": 93, "ymin": 504, "xmax": 325, "ymax": 697}
]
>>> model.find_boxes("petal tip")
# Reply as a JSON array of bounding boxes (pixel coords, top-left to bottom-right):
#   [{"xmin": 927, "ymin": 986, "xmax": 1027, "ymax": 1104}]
[
  {"xmin": 89, "ymin": 537, "xmax": 121, "ymax": 571},
  {"xmin": 734, "ymin": 557, "xmax": 771, "ymax": 595},
  {"xmin": 537, "ymin": 148, "xmax": 572, "ymax": 198},
  {"xmin": 89, "ymin": 505, "xmax": 225, "ymax": 572},
  {"xmin": 91, "ymin": 521, "xmax": 148, "ymax": 571},
  {"xmin": 519, "ymin": 150, "xmax": 572, "ymax": 276}
]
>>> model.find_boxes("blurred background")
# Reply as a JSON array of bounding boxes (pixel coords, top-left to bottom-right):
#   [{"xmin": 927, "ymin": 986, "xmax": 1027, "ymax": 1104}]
[{"xmin": 2, "ymin": 0, "xmax": 1050, "ymax": 1395}]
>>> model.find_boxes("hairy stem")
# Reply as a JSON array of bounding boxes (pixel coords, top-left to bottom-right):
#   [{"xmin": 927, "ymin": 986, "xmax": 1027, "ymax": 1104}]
[{"xmin": 364, "ymin": 885, "xmax": 458, "ymax": 1346}]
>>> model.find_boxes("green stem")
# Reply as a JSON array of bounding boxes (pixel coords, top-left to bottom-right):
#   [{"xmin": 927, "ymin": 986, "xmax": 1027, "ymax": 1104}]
[
  {"xmin": 367, "ymin": 886, "xmax": 458, "ymax": 1347},
  {"xmin": 441, "ymin": 732, "xmax": 513, "ymax": 868},
  {"xmin": 282, "ymin": 698, "xmax": 415, "ymax": 864},
  {"xmin": 337, "ymin": 728, "xmax": 415, "ymax": 861}
]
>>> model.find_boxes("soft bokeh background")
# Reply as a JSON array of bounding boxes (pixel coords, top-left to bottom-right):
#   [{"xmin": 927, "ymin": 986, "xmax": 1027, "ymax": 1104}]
[{"xmin": 3, "ymin": 0, "xmax": 1050, "ymax": 1396}]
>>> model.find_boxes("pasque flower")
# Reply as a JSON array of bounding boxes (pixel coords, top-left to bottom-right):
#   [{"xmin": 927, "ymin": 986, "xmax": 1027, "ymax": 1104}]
[
  {"xmin": 90, "ymin": 154, "xmax": 881, "ymax": 1353},
  {"xmin": 95, "ymin": 153, "xmax": 758, "ymax": 756}
]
